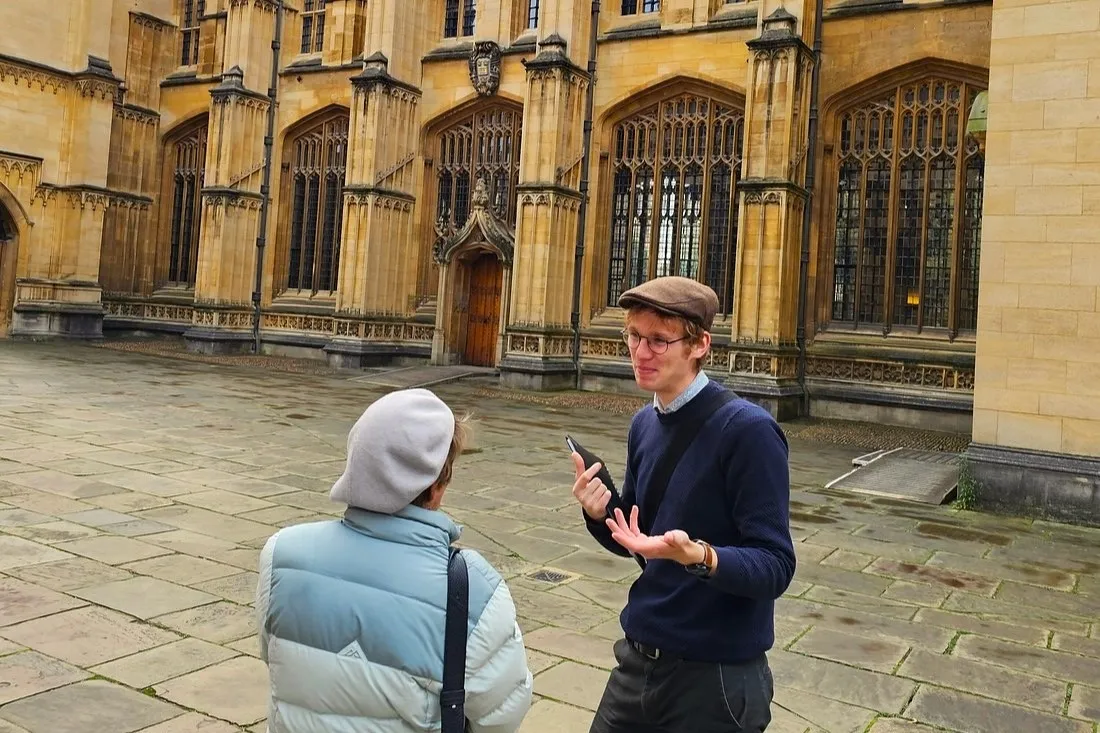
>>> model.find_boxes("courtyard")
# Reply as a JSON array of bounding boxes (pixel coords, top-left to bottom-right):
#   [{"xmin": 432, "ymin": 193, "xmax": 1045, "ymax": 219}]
[{"xmin": 0, "ymin": 340, "xmax": 1097, "ymax": 733}]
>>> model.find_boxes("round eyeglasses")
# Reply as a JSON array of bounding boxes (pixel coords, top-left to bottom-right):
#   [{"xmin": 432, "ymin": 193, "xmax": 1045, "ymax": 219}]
[{"xmin": 621, "ymin": 329, "xmax": 688, "ymax": 355}]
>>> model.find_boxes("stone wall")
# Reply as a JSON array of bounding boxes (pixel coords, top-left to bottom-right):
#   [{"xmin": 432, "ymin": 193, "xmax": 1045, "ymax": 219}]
[{"xmin": 969, "ymin": 0, "xmax": 1100, "ymax": 523}]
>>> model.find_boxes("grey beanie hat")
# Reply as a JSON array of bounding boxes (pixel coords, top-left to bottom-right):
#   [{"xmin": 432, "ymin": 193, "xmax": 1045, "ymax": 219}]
[{"xmin": 330, "ymin": 388, "xmax": 456, "ymax": 514}]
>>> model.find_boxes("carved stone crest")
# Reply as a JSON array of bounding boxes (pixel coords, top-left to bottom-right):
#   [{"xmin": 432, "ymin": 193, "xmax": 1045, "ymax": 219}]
[{"xmin": 468, "ymin": 41, "xmax": 501, "ymax": 97}]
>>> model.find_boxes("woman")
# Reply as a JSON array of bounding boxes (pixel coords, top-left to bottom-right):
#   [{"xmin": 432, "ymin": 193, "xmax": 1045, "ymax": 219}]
[{"xmin": 256, "ymin": 388, "xmax": 532, "ymax": 732}]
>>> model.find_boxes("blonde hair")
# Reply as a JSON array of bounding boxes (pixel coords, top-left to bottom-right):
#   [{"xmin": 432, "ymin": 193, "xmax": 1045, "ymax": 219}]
[{"xmin": 412, "ymin": 413, "xmax": 473, "ymax": 506}]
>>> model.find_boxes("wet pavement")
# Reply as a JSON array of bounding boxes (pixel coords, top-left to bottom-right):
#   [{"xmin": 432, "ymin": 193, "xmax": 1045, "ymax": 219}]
[{"xmin": 0, "ymin": 340, "xmax": 1097, "ymax": 733}]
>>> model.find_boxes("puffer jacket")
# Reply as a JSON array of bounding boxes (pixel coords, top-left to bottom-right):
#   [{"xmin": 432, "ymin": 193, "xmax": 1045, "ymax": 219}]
[{"xmin": 255, "ymin": 504, "xmax": 533, "ymax": 732}]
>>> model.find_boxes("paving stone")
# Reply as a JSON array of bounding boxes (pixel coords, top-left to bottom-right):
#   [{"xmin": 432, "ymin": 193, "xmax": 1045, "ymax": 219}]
[
  {"xmin": 772, "ymin": 684, "xmax": 878, "ymax": 733},
  {"xmin": 60, "ymin": 508, "xmax": 137, "ymax": 527},
  {"xmin": 134, "ymin": 506, "xmax": 276, "ymax": 543},
  {"xmin": 1068, "ymin": 684, "xmax": 1100, "ymax": 723},
  {"xmin": 0, "ymin": 719, "xmax": 31, "ymax": 733},
  {"xmin": 0, "ymin": 679, "xmax": 183, "ymax": 733},
  {"xmin": 110, "ymin": 519, "xmax": 177, "ymax": 537},
  {"xmin": 776, "ymin": 597, "xmax": 953, "ymax": 651},
  {"xmin": 2, "ymin": 471, "xmax": 119, "ymax": 499},
  {"xmin": 865, "ymin": 558, "xmax": 999, "ymax": 596},
  {"xmin": 910, "ymin": 608, "xmax": 1050, "ymax": 646},
  {"xmin": 123, "ymin": 555, "xmax": 241, "ymax": 585},
  {"xmin": 904, "ymin": 685, "xmax": 1091, "ymax": 733},
  {"xmin": 92, "ymin": 638, "xmax": 239, "ymax": 687},
  {"xmin": 174, "ymin": 490, "xmax": 276, "ymax": 516},
  {"xmin": 234, "ymin": 505, "xmax": 315, "ymax": 526},
  {"xmin": 955, "ymin": 635, "xmax": 1100, "ymax": 685},
  {"xmin": 927, "ymin": 551, "xmax": 1077, "ymax": 591},
  {"xmin": 518, "ymin": 699, "xmax": 595, "ymax": 733},
  {"xmin": 994, "ymin": 581, "xmax": 1097, "ymax": 619},
  {"xmin": 50, "ymin": 535, "xmax": 173, "ymax": 565},
  {"xmin": 152, "ymin": 601, "xmax": 255, "ymax": 644},
  {"xmin": 0, "ymin": 536, "xmax": 72, "ymax": 571},
  {"xmin": 0, "ymin": 577, "xmax": 86, "ymax": 627},
  {"xmin": 801, "ymin": 587, "xmax": 919, "ymax": 621},
  {"xmin": 0, "ymin": 510, "xmax": 52, "ymax": 527},
  {"xmin": 524, "ymin": 627, "xmax": 616, "ymax": 670},
  {"xmin": 226, "ymin": 636, "xmax": 260, "ymax": 658},
  {"xmin": 94, "ymin": 471, "xmax": 197, "ymax": 498},
  {"xmin": 525, "ymin": 649, "xmax": 561, "ymax": 676},
  {"xmin": 792, "ymin": 562, "xmax": 894, "ymax": 597},
  {"xmin": 0, "ymin": 492, "xmax": 89, "ymax": 518},
  {"xmin": 133, "ymin": 712, "xmax": 244, "ymax": 732},
  {"xmin": 0, "ymin": 638, "xmax": 23, "ymax": 655},
  {"xmin": 0, "ymin": 651, "xmax": 89, "ymax": 704},
  {"xmin": 86, "ymin": 491, "xmax": 176, "ymax": 513},
  {"xmin": 510, "ymin": 586, "xmax": 618, "ymax": 633},
  {"xmin": 1052, "ymin": 633, "xmax": 1100, "ymax": 658},
  {"xmin": 791, "ymin": 627, "xmax": 910, "ymax": 673},
  {"xmin": 548, "ymin": 550, "xmax": 636, "ymax": 583},
  {"xmin": 7, "ymin": 521, "xmax": 102, "ymax": 543},
  {"xmin": 141, "ymin": 530, "xmax": 240, "ymax": 557},
  {"xmin": 5, "ymin": 557, "xmax": 132, "ymax": 592},
  {"xmin": 882, "ymin": 580, "xmax": 951, "ymax": 607},
  {"xmin": 898, "ymin": 649, "xmax": 1067, "ymax": 713},
  {"xmin": 820, "ymin": 549, "xmax": 875, "ymax": 571},
  {"xmin": 768, "ymin": 649, "xmax": 916, "ymax": 713},
  {"xmin": 940, "ymin": 592, "xmax": 1091, "ymax": 635},
  {"xmin": 155, "ymin": 656, "xmax": 268, "ymax": 725},
  {"xmin": 533, "ymin": 661, "xmax": 608, "ymax": 712},
  {"xmin": 191, "ymin": 572, "xmax": 260, "ymax": 605},
  {"xmin": 71, "ymin": 576, "xmax": 218, "ymax": 619},
  {"xmin": 867, "ymin": 719, "xmax": 951, "ymax": 732},
  {"xmin": 1, "ymin": 607, "xmax": 178, "ymax": 667}
]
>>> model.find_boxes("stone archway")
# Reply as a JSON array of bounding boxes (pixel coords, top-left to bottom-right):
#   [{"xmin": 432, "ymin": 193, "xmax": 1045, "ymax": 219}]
[{"xmin": 431, "ymin": 178, "xmax": 514, "ymax": 366}]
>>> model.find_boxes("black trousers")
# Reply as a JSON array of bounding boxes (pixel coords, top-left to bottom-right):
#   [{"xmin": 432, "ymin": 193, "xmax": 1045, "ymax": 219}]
[{"xmin": 589, "ymin": 639, "xmax": 774, "ymax": 733}]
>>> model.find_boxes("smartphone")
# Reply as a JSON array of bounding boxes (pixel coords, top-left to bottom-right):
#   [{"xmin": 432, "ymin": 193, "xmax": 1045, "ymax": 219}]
[{"xmin": 565, "ymin": 434, "xmax": 620, "ymax": 499}]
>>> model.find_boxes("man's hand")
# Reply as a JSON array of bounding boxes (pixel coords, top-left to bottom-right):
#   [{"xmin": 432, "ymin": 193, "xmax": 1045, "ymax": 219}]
[
  {"xmin": 571, "ymin": 452, "xmax": 611, "ymax": 521},
  {"xmin": 605, "ymin": 506, "xmax": 707, "ymax": 566}
]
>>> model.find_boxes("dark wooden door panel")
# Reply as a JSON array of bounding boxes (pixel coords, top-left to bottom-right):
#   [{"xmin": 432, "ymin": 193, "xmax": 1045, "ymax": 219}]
[{"xmin": 464, "ymin": 254, "xmax": 503, "ymax": 367}]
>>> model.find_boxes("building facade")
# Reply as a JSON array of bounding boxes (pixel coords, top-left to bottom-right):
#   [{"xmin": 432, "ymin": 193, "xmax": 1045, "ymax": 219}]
[{"xmin": 1, "ymin": 0, "xmax": 994, "ymax": 432}]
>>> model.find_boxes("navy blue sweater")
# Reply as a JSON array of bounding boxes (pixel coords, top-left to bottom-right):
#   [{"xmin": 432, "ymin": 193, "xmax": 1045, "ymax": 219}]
[{"xmin": 585, "ymin": 381, "xmax": 795, "ymax": 664}]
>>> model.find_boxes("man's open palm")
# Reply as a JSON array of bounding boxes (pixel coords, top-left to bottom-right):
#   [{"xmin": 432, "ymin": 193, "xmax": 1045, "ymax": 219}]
[{"xmin": 605, "ymin": 506, "xmax": 699, "ymax": 564}]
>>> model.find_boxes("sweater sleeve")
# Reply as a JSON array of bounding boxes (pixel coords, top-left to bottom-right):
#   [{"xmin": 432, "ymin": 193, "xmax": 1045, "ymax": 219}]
[
  {"xmin": 582, "ymin": 424, "xmax": 636, "ymax": 558},
  {"xmin": 707, "ymin": 417, "xmax": 796, "ymax": 599}
]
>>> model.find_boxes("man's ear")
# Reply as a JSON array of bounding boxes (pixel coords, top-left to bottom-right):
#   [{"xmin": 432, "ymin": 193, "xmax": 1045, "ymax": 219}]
[{"xmin": 690, "ymin": 331, "xmax": 712, "ymax": 361}]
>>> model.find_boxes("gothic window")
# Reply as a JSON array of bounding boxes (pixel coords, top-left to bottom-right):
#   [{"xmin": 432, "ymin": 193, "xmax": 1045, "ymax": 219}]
[
  {"xmin": 166, "ymin": 121, "xmax": 207, "ymax": 286},
  {"xmin": 434, "ymin": 105, "xmax": 521, "ymax": 241},
  {"xmin": 621, "ymin": 0, "xmax": 659, "ymax": 13},
  {"xmin": 606, "ymin": 93, "xmax": 744, "ymax": 315},
  {"xmin": 527, "ymin": 0, "xmax": 540, "ymax": 29},
  {"xmin": 180, "ymin": 0, "xmax": 204, "ymax": 66},
  {"xmin": 444, "ymin": 0, "xmax": 477, "ymax": 38},
  {"xmin": 831, "ymin": 77, "xmax": 985, "ymax": 335},
  {"xmin": 300, "ymin": 0, "xmax": 326, "ymax": 54},
  {"xmin": 285, "ymin": 114, "xmax": 348, "ymax": 294}
]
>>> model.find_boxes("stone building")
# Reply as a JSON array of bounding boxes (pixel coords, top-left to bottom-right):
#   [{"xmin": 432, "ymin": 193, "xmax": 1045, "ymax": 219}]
[{"xmin": 2, "ymin": 0, "xmax": 1098, "ymax": 519}]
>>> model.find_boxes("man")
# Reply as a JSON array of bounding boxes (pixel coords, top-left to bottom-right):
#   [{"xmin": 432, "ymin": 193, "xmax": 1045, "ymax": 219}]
[
  {"xmin": 257, "ymin": 388, "xmax": 533, "ymax": 732},
  {"xmin": 571, "ymin": 276, "xmax": 794, "ymax": 733}
]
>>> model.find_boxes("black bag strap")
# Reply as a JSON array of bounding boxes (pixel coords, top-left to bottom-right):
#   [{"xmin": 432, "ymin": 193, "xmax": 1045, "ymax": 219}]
[
  {"xmin": 638, "ymin": 389, "xmax": 737, "ymax": 536},
  {"xmin": 441, "ymin": 547, "xmax": 468, "ymax": 733}
]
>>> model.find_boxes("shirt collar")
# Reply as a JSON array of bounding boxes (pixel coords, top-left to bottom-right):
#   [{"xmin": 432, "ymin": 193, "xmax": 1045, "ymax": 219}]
[{"xmin": 654, "ymin": 370, "xmax": 709, "ymax": 414}]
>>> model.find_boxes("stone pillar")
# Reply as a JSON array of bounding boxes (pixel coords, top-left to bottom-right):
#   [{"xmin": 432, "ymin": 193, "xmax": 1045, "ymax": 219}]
[
  {"xmin": 324, "ymin": 54, "xmax": 425, "ymax": 368},
  {"xmin": 966, "ymin": 0, "xmax": 1100, "ymax": 525},
  {"xmin": 185, "ymin": 66, "xmax": 270, "ymax": 354},
  {"xmin": 726, "ymin": 9, "xmax": 815, "ymax": 420},
  {"xmin": 498, "ymin": 35, "xmax": 587, "ymax": 390},
  {"xmin": 11, "ymin": 60, "xmax": 121, "ymax": 339},
  {"xmin": 322, "ymin": 0, "xmax": 368, "ymax": 67}
]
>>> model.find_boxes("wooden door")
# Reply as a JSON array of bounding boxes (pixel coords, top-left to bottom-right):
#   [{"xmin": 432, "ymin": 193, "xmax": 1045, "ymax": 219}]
[{"xmin": 463, "ymin": 254, "xmax": 503, "ymax": 366}]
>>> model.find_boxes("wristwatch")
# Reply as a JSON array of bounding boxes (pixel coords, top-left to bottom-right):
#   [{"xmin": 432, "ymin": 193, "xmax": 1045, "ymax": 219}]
[{"xmin": 684, "ymin": 540, "xmax": 714, "ymax": 577}]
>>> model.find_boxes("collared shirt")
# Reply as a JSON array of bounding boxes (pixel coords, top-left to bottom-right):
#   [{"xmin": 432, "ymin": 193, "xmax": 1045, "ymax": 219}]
[{"xmin": 654, "ymin": 370, "xmax": 710, "ymax": 414}]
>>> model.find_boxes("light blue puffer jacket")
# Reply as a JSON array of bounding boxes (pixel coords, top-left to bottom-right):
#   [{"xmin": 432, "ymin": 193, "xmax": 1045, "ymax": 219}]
[{"xmin": 255, "ymin": 505, "xmax": 533, "ymax": 732}]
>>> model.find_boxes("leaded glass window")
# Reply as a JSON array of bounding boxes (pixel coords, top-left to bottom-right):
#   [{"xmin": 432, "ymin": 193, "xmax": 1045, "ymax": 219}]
[
  {"xmin": 831, "ymin": 77, "xmax": 985, "ymax": 336},
  {"xmin": 285, "ymin": 115, "xmax": 348, "ymax": 294},
  {"xmin": 301, "ymin": 0, "xmax": 326, "ymax": 54},
  {"xmin": 444, "ymin": 0, "xmax": 476, "ymax": 38},
  {"xmin": 606, "ymin": 93, "xmax": 744, "ymax": 314},
  {"xmin": 167, "ymin": 121, "xmax": 207, "ymax": 286},
  {"xmin": 180, "ymin": 0, "xmax": 204, "ymax": 66},
  {"xmin": 434, "ymin": 106, "xmax": 521, "ymax": 241}
]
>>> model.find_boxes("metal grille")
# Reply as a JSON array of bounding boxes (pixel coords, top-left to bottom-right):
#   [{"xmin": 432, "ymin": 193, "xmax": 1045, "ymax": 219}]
[
  {"xmin": 167, "ymin": 121, "xmax": 208, "ymax": 286},
  {"xmin": 606, "ymin": 94, "xmax": 744, "ymax": 313},
  {"xmin": 527, "ymin": 569, "xmax": 573, "ymax": 585},
  {"xmin": 831, "ymin": 77, "xmax": 986, "ymax": 337}
]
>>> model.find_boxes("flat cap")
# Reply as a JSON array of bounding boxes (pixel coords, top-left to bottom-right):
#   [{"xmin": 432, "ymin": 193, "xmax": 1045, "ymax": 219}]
[{"xmin": 618, "ymin": 276, "xmax": 720, "ymax": 331}]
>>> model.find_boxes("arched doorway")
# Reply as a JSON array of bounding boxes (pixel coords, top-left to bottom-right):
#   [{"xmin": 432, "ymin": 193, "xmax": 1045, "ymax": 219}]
[
  {"xmin": 431, "ymin": 178, "xmax": 514, "ymax": 367},
  {"xmin": 0, "ymin": 203, "xmax": 17, "ymax": 337},
  {"xmin": 463, "ymin": 253, "xmax": 503, "ymax": 366}
]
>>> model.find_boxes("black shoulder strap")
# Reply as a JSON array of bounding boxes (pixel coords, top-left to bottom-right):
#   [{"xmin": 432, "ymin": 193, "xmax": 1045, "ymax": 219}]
[
  {"xmin": 441, "ymin": 547, "xmax": 468, "ymax": 733},
  {"xmin": 638, "ymin": 389, "xmax": 737, "ymax": 536}
]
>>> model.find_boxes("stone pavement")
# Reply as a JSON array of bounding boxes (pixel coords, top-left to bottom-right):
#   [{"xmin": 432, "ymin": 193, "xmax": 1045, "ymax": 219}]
[{"xmin": 0, "ymin": 341, "xmax": 1097, "ymax": 733}]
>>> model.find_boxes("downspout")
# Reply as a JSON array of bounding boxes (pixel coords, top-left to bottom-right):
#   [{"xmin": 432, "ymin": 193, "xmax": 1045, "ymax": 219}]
[
  {"xmin": 796, "ymin": 0, "xmax": 824, "ymax": 415},
  {"xmin": 570, "ymin": 0, "xmax": 601, "ymax": 388},
  {"xmin": 253, "ymin": 0, "xmax": 284, "ymax": 353}
]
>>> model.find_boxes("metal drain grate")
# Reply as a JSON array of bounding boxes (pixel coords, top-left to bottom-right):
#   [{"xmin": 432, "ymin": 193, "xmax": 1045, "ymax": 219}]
[
  {"xmin": 526, "ymin": 568, "xmax": 574, "ymax": 585},
  {"xmin": 828, "ymin": 448, "xmax": 961, "ymax": 505}
]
